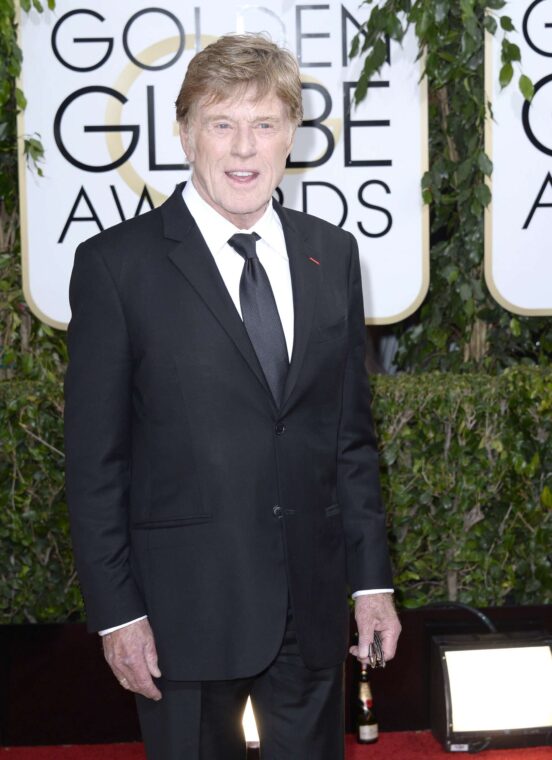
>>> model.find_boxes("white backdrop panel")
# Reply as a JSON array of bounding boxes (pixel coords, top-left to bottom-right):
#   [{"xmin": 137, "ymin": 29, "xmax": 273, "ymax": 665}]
[
  {"xmin": 18, "ymin": 1, "xmax": 428, "ymax": 327},
  {"xmin": 486, "ymin": 0, "xmax": 552, "ymax": 315}
]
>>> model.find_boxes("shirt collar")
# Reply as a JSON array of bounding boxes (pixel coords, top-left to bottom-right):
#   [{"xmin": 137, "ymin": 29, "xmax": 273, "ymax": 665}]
[{"xmin": 182, "ymin": 178, "xmax": 287, "ymax": 260}]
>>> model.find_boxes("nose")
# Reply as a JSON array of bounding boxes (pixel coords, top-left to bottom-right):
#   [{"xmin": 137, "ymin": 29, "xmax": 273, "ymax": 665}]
[{"xmin": 231, "ymin": 123, "xmax": 256, "ymax": 157}]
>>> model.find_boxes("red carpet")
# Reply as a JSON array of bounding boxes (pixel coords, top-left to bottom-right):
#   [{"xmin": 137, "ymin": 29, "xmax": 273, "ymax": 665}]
[{"xmin": 1, "ymin": 734, "xmax": 550, "ymax": 759}]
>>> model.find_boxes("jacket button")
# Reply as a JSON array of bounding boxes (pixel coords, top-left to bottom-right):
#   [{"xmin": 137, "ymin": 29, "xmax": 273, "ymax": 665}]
[
  {"xmin": 273, "ymin": 505, "xmax": 282, "ymax": 517},
  {"xmin": 275, "ymin": 422, "xmax": 286, "ymax": 435}
]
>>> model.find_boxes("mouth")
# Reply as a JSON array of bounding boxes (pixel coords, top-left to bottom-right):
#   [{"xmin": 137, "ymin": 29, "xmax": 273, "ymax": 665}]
[{"xmin": 225, "ymin": 170, "xmax": 259, "ymax": 184}]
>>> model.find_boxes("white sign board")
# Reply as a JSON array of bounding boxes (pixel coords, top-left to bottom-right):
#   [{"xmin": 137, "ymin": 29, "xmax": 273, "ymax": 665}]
[
  {"xmin": 18, "ymin": 1, "xmax": 428, "ymax": 328},
  {"xmin": 485, "ymin": 0, "xmax": 552, "ymax": 315}
]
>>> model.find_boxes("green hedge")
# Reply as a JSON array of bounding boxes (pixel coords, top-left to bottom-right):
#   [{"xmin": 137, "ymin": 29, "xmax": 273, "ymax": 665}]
[
  {"xmin": 1, "ymin": 368, "xmax": 551, "ymax": 623},
  {"xmin": 373, "ymin": 368, "xmax": 552, "ymax": 608},
  {"xmin": 0, "ymin": 380, "xmax": 80, "ymax": 622}
]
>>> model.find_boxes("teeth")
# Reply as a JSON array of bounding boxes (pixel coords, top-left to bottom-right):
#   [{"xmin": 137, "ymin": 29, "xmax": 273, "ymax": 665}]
[{"xmin": 229, "ymin": 171, "xmax": 254, "ymax": 177}]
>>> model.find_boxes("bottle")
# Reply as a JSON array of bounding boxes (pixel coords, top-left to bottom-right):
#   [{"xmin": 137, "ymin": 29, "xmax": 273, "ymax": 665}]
[{"xmin": 357, "ymin": 664, "xmax": 378, "ymax": 744}]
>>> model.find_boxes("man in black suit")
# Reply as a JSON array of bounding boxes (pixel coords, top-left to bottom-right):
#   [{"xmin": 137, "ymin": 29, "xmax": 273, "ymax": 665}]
[{"xmin": 65, "ymin": 33, "xmax": 401, "ymax": 759}]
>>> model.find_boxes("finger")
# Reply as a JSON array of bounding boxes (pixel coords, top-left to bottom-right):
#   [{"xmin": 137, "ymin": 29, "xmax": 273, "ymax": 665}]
[
  {"xmin": 357, "ymin": 629, "xmax": 375, "ymax": 660},
  {"xmin": 110, "ymin": 660, "xmax": 138, "ymax": 688},
  {"xmin": 349, "ymin": 645, "xmax": 373, "ymax": 666},
  {"xmin": 121, "ymin": 663, "xmax": 162, "ymax": 700},
  {"xmin": 110, "ymin": 652, "xmax": 162, "ymax": 701},
  {"xmin": 144, "ymin": 640, "xmax": 162, "ymax": 679},
  {"xmin": 379, "ymin": 628, "xmax": 400, "ymax": 661},
  {"xmin": 133, "ymin": 672, "xmax": 162, "ymax": 701}
]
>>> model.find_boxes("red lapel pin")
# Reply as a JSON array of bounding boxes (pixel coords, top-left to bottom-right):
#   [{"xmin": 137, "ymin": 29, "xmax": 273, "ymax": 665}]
[{"xmin": 308, "ymin": 256, "xmax": 320, "ymax": 265}]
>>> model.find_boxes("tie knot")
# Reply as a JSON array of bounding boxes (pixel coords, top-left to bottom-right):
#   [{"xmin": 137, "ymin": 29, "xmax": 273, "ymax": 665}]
[{"xmin": 228, "ymin": 232, "xmax": 260, "ymax": 261}]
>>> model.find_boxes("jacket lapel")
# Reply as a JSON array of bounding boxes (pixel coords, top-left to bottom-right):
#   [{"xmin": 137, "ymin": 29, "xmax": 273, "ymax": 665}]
[
  {"xmin": 161, "ymin": 185, "xmax": 271, "ymax": 399},
  {"xmin": 274, "ymin": 203, "xmax": 320, "ymax": 410}
]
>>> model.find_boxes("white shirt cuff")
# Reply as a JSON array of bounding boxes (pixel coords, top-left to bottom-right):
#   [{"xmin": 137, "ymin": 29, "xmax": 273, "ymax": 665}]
[
  {"xmin": 98, "ymin": 615, "xmax": 148, "ymax": 636},
  {"xmin": 351, "ymin": 589, "xmax": 394, "ymax": 599}
]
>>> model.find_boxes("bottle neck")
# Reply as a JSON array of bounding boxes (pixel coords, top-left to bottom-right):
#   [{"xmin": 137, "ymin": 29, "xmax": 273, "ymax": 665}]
[{"xmin": 359, "ymin": 681, "xmax": 373, "ymax": 703}]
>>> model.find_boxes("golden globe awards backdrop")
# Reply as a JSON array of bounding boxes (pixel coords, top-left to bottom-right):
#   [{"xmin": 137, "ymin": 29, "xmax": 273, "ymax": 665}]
[
  {"xmin": 18, "ymin": 1, "xmax": 428, "ymax": 328},
  {"xmin": 485, "ymin": 0, "xmax": 552, "ymax": 316}
]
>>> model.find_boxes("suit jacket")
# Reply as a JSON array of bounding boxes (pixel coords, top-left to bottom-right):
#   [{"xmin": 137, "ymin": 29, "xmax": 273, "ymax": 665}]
[{"xmin": 64, "ymin": 183, "xmax": 393, "ymax": 681}]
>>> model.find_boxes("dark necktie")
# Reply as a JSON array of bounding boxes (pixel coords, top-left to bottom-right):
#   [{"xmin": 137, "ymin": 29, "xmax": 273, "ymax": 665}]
[{"xmin": 228, "ymin": 233, "xmax": 289, "ymax": 407}]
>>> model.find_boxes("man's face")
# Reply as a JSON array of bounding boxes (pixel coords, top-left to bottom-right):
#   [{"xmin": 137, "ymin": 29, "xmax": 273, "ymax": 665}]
[{"xmin": 180, "ymin": 86, "xmax": 295, "ymax": 229}]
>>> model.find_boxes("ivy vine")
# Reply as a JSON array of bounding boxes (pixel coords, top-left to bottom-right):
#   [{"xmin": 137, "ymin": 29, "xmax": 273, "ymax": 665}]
[
  {"xmin": 352, "ymin": 0, "xmax": 552, "ymax": 371},
  {"xmin": 0, "ymin": 0, "xmax": 65, "ymax": 384}
]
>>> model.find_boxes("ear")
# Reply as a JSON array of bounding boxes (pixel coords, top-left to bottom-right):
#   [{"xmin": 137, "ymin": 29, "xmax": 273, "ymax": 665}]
[{"xmin": 179, "ymin": 122, "xmax": 195, "ymax": 163}]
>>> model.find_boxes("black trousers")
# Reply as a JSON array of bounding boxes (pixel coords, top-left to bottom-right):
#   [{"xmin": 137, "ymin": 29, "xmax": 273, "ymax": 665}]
[{"xmin": 136, "ymin": 608, "xmax": 344, "ymax": 760}]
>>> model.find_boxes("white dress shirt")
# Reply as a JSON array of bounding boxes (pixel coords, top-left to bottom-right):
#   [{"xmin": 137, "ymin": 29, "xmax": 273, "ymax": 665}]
[
  {"xmin": 182, "ymin": 180, "xmax": 295, "ymax": 359},
  {"xmin": 99, "ymin": 181, "xmax": 390, "ymax": 636}
]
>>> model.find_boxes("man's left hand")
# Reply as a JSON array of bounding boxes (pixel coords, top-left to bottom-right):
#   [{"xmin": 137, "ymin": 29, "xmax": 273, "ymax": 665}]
[{"xmin": 349, "ymin": 592, "xmax": 401, "ymax": 665}]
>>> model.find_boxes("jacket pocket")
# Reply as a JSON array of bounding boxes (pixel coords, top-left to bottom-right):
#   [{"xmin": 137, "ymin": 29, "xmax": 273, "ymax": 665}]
[{"xmin": 132, "ymin": 514, "xmax": 212, "ymax": 529}]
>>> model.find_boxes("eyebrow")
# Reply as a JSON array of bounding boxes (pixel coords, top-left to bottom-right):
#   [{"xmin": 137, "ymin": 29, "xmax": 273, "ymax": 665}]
[{"xmin": 204, "ymin": 114, "xmax": 282, "ymax": 123}]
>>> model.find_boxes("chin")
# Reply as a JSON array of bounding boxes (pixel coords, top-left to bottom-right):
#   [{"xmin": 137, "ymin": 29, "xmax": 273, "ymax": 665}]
[{"xmin": 227, "ymin": 202, "xmax": 266, "ymax": 217}]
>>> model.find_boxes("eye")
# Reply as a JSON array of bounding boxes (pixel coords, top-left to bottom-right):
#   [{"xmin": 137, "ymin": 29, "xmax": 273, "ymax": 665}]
[
  {"xmin": 214, "ymin": 122, "xmax": 231, "ymax": 130},
  {"xmin": 257, "ymin": 122, "xmax": 274, "ymax": 130}
]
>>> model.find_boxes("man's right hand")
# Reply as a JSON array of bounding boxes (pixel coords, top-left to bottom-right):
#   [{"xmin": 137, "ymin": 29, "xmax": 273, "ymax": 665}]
[{"xmin": 102, "ymin": 618, "xmax": 162, "ymax": 701}]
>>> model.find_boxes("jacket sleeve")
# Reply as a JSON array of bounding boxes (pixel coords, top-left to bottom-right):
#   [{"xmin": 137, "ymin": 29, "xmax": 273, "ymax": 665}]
[
  {"xmin": 336, "ymin": 235, "xmax": 394, "ymax": 593},
  {"xmin": 64, "ymin": 241, "xmax": 146, "ymax": 632}
]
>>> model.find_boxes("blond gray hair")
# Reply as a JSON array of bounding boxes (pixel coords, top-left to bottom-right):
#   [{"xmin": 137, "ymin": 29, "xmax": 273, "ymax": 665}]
[{"xmin": 175, "ymin": 33, "xmax": 303, "ymax": 127}]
